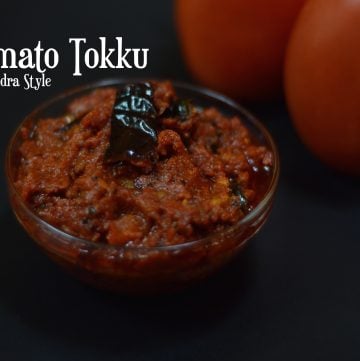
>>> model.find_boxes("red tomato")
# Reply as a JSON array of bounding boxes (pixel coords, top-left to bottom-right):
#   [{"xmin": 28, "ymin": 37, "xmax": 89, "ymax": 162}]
[
  {"xmin": 175, "ymin": 0, "xmax": 306, "ymax": 101},
  {"xmin": 285, "ymin": 0, "xmax": 360, "ymax": 174}
]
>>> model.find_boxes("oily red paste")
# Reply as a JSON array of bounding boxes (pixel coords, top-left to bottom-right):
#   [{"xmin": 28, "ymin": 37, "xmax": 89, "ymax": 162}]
[{"xmin": 15, "ymin": 81, "xmax": 273, "ymax": 247}]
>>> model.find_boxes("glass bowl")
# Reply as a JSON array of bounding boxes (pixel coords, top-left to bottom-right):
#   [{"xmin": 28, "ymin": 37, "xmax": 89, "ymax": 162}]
[{"xmin": 5, "ymin": 79, "xmax": 279, "ymax": 294}]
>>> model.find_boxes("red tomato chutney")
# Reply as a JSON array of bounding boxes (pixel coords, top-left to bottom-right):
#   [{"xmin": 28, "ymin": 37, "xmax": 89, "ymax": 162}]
[{"xmin": 15, "ymin": 81, "xmax": 273, "ymax": 248}]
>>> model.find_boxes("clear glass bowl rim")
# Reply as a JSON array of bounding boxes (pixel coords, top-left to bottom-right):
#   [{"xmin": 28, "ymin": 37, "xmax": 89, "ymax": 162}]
[{"xmin": 5, "ymin": 78, "xmax": 280, "ymax": 252}]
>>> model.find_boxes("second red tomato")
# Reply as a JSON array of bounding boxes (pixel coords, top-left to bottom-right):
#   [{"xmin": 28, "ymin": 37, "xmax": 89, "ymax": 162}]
[{"xmin": 176, "ymin": 0, "xmax": 306, "ymax": 101}]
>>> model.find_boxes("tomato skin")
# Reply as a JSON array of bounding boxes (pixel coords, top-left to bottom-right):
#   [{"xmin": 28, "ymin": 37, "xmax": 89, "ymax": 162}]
[
  {"xmin": 175, "ymin": 0, "xmax": 306, "ymax": 101},
  {"xmin": 285, "ymin": 0, "xmax": 360, "ymax": 174}
]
